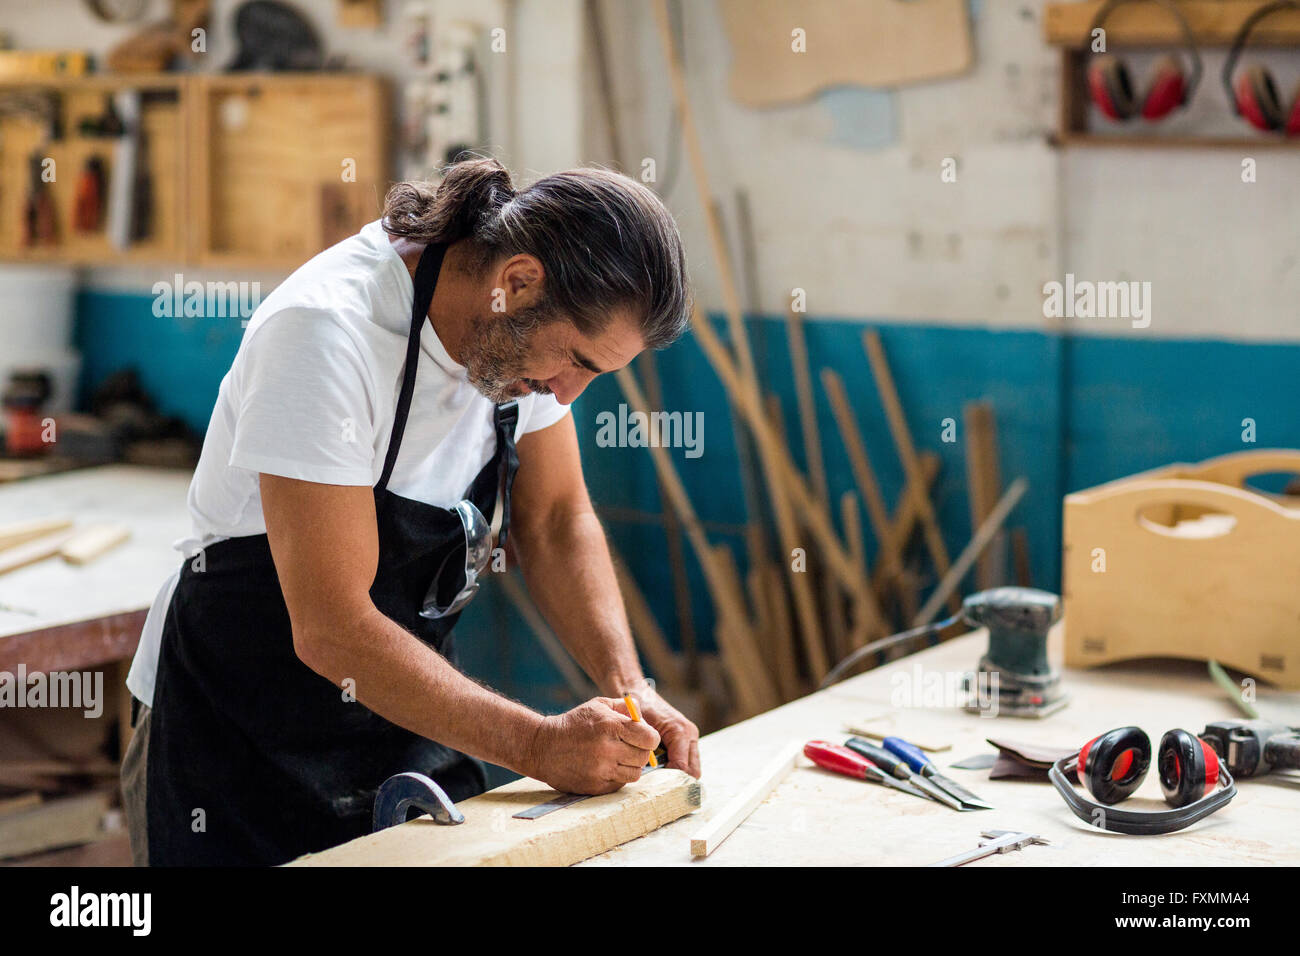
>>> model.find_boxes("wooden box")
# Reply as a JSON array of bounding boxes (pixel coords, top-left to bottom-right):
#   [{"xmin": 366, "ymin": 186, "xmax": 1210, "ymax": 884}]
[{"xmin": 1063, "ymin": 450, "xmax": 1300, "ymax": 688}]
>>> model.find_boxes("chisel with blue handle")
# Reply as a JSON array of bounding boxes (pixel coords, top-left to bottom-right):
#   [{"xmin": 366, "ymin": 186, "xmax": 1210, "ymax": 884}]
[
  {"xmin": 844, "ymin": 737, "xmax": 968, "ymax": 811},
  {"xmin": 882, "ymin": 735, "xmax": 994, "ymax": 810}
]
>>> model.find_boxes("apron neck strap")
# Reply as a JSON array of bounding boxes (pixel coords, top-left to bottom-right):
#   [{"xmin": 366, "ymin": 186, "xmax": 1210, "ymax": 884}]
[
  {"xmin": 378, "ymin": 241, "xmax": 447, "ymax": 493},
  {"xmin": 492, "ymin": 401, "xmax": 520, "ymax": 550}
]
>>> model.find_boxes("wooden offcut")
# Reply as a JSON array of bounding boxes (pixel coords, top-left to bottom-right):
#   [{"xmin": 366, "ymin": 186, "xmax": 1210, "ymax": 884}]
[
  {"xmin": 60, "ymin": 524, "xmax": 131, "ymax": 565},
  {"xmin": 289, "ymin": 769, "xmax": 702, "ymax": 867},
  {"xmin": 0, "ymin": 529, "xmax": 76, "ymax": 576},
  {"xmin": 0, "ymin": 517, "xmax": 73, "ymax": 552},
  {"xmin": 689, "ymin": 740, "xmax": 801, "ymax": 859}
]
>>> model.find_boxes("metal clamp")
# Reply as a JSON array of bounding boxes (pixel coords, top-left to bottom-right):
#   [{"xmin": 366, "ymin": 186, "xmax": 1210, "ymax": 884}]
[{"xmin": 372, "ymin": 772, "xmax": 465, "ymax": 832}]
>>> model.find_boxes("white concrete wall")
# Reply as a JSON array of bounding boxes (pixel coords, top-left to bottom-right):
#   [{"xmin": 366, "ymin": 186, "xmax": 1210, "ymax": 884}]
[{"xmin": 586, "ymin": 0, "xmax": 1300, "ymax": 344}]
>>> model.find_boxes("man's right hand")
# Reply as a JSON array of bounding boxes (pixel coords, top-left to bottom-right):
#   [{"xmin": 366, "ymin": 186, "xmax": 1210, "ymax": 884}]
[{"xmin": 525, "ymin": 698, "xmax": 661, "ymax": 795}]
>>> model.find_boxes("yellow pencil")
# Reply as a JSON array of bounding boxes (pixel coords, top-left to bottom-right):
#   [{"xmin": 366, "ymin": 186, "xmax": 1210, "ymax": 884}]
[{"xmin": 623, "ymin": 694, "xmax": 658, "ymax": 767}]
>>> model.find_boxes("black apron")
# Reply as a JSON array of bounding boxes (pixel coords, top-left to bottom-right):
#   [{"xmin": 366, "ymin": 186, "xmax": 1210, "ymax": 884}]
[{"xmin": 145, "ymin": 242, "xmax": 518, "ymax": 866}]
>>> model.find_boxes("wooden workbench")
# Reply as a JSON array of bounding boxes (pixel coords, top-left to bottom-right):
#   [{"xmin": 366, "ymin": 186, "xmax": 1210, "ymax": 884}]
[
  {"xmin": 577, "ymin": 629, "xmax": 1300, "ymax": 867},
  {"xmin": 0, "ymin": 465, "xmax": 192, "ymax": 674}
]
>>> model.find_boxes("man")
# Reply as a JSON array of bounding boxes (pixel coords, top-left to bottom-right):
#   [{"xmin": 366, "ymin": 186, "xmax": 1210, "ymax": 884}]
[{"xmin": 121, "ymin": 157, "xmax": 701, "ymax": 866}]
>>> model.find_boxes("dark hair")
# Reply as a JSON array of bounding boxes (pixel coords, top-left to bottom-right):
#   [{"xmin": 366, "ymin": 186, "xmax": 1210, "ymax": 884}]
[{"xmin": 382, "ymin": 157, "xmax": 690, "ymax": 349}]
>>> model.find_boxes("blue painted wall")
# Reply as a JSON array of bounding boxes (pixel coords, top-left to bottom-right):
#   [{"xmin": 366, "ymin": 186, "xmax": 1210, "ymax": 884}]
[{"xmin": 75, "ymin": 293, "xmax": 1300, "ymax": 720}]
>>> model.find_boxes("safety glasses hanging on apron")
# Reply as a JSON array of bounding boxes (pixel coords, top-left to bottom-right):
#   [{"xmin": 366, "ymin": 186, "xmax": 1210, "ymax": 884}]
[{"xmin": 145, "ymin": 241, "xmax": 518, "ymax": 865}]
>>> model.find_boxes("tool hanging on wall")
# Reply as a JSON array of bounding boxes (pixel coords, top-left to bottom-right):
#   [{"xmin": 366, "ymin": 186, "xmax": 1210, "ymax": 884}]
[
  {"xmin": 73, "ymin": 156, "xmax": 107, "ymax": 233},
  {"xmin": 1086, "ymin": 0, "xmax": 1202, "ymax": 123},
  {"xmin": 1048, "ymin": 726, "xmax": 1237, "ymax": 835},
  {"xmin": 1223, "ymin": 0, "xmax": 1300, "ymax": 136},
  {"xmin": 22, "ymin": 150, "xmax": 57, "ymax": 247}
]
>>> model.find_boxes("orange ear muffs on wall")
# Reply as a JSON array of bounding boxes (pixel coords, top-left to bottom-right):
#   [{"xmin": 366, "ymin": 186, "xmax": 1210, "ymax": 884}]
[
  {"xmin": 1050, "ymin": 726, "xmax": 1236, "ymax": 834},
  {"xmin": 1225, "ymin": 1, "xmax": 1300, "ymax": 135},
  {"xmin": 1086, "ymin": 0, "xmax": 1202, "ymax": 123}
]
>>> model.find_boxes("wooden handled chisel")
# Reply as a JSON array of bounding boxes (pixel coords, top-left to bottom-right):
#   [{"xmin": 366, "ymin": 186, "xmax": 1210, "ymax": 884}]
[
  {"xmin": 803, "ymin": 741, "xmax": 932, "ymax": 801},
  {"xmin": 883, "ymin": 735, "xmax": 994, "ymax": 810},
  {"xmin": 844, "ymin": 737, "xmax": 967, "ymax": 810}
]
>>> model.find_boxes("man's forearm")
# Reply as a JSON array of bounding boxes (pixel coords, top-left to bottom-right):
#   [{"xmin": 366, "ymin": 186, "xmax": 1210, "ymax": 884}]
[
  {"xmin": 513, "ymin": 509, "xmax": 645, "ymax": 696},
  {"xmin": 294, "ymin": 605, "xmax": 544, "ymax": 774}
]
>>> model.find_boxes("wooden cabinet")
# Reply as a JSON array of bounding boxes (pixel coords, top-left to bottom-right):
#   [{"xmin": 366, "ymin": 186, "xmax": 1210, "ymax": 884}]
[{"xmin": 0, "ymin": 72, "xmax": 390, "ymax": 268}]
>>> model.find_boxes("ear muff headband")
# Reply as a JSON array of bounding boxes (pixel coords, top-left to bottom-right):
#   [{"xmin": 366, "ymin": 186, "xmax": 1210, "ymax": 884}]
[
  {"xmin": 1087, "ymin": 0, "xmax": 1204, "ymax": 114},
  {"xmin": 1223, "ymin": 0, "xmax": 1300, "ymax": 125},
  {"xmin": 1050, "ymin": 729, "xmax": 1236, "ymax": 835}
]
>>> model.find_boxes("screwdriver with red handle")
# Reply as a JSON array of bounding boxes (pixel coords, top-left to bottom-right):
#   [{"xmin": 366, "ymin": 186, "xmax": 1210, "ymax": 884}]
[{"xmin": 804, "ymin": 741, "xmax": 931, "ymax": 801}]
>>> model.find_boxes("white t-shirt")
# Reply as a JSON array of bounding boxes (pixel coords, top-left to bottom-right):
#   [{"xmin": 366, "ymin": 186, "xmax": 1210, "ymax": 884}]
[{"xmin": 126, "ymin": 220, "xmax": 570, "ymax": 705}]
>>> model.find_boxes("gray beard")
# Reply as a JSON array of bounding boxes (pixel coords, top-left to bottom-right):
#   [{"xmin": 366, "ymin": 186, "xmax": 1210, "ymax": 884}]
[{"xmin": 461, "ymin": 305, "xmax": 555, "ymax": 403}]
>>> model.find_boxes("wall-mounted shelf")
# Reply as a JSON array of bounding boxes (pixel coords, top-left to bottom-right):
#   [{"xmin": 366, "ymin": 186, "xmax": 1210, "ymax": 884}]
[
  {"xmin": 1045, "ymin": 1, "xmax": 1300, "ymax": 150},
  {"xmin": 1045, "ymin": 0, "xmax": 1300, "ymax": 47},
  {"xmin": 0, "ymin": 72, "xmax": 390, "ymax": 269}
]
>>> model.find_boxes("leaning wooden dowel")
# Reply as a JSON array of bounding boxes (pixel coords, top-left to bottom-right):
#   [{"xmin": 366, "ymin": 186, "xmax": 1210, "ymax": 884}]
[
  {"xmin": 964, "ymin": 400, "xmax": 1005, "ymax": 589},
  {"xmin": 862, "ymin": 329, "xmax": 962, "ymax": 616},
  {"xmin": 690, "ymin": 308, "xmax": 878, "ymax": 616},
  {"xmin": 761, "ymin": 391, "xmax": 828, "ymax": 681},
  {"xmin": 821, "ymin": 368, "xmax": 907, "ymax": 592},
  {"xmin": 689, "ymin": 740, "xmax": 802, "ymax": 859},
  {"xmin": 614, "ymin": 367, "xmax": 774, "ymax": 714},
  {"xmin": 609, "ymin": 548, "xmax": 686, "ymax": 693},
  {"xmin": 0, "ymin": 517, "xmax": 73, "ymax": 552},
  {"xmin": 651, "ymin": 0, "xmax": 757, "ymax": 387},
  {"xmin": 871, "ymin": 451, "xmax": 940, "ymax": 596},
  {"xmin": 913, "ymin": 477, "xmax": 1029, "ymax": 627},
  {"xmin": 499, "ymin": 572, "xmax": 597, "ymax": 701}
]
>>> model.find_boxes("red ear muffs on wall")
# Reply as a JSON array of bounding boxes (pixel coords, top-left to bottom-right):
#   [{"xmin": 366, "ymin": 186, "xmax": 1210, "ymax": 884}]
[
  {"xmin": 1086, "ymin": 0, "xmax": 1202, "ymax": 123},
  {"xmin": 1050, "ymin": 726, "xmax": 1236, "ymax": 834},
  {"xmin": 1225, "ymin": 3, "xmax": 1300, "ymax": 136}
]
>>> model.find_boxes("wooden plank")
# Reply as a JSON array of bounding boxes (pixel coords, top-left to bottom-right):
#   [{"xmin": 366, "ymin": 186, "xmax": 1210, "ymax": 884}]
[
  {"xmin": 0, "ymin": 790, "xmax": 111, "ymax": 860},
  {"xmin": 871, "ymin": 452, "xmax": 941, "ymax": 595},
  {"xmin": 0, "ymin": 517, "xmax": 73, "ymax": 552},
  {"xmin": 289, "ymin": 768, "xmax": 702, "ymax": 867},
  {"xmin": 59, "ymin": 524, "xmax": 131, "ymax": 565},
  {"xmin": 0, "ymin": 793, "xmax": 41, "ymax": 816},
  {"xmin": 913, "ymin": 477, "xmax": 1029, "ymax": 626},
  {"xmin": 822, "ymin": 368, "xmax": 906, "ymax": 593},
  {"xmin": 689, "ymin": 310, "xmax": 881, "ymax": 614},
  {"xmin": 608, "ymin": 545, "xmax": 687, "ymax": 692},
  {"xmin": 689, "ymin": 740, "xmax": 801, "ymax": 858},
  {"xmin": 862, "ymin": 330, "xmax": 961, "ymax": 617},
  {"xmin": 0, "ymin": 529, "xmax": 76, "ymax": 576},
  {"xmin": 498, "ymin": 572, "xmax": 597, "ymax": 702},
  {"xmin": 613, "ymin": 368, "xmax": 777, "ymax": 715},
  {"xmin": 963, "ymin": 401, "xmax": 1004, "ymax": 590},
  {"xmin": 784, "ymin": 304, "xmax": 844, "ymax": 652},
  {"xmin": 1045, "ymin": 1, "xmax": 1300, "ymax": 47},
  {"xmin": 761, "ymin": 392, "xmax": 828, "ymax": 682}
]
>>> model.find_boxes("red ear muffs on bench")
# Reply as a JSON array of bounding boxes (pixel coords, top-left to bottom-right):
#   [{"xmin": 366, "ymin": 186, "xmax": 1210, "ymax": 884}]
[
  {"xmin": 1087, "ymin": 0, "xmax": 1203, "ymax": 122},
  {"xmin": 1049, "ymin": 726, "xmax": 1236, "ymax": 835},
  {"xmin": 1224, "ymin": 0, "xmax": 1300, "ymax": 135}
]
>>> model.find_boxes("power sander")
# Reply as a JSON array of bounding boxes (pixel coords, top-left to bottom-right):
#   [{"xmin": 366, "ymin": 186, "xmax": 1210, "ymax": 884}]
[{"xmin": 962, "ymin": 587, "xmax": 1067, "ymax": 718}]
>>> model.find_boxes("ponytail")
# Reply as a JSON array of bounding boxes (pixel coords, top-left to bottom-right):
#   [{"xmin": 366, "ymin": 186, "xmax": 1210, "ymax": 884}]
[{"xmin": 381, "ymin": 156, "xmax": 515, "ymax": 245}]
